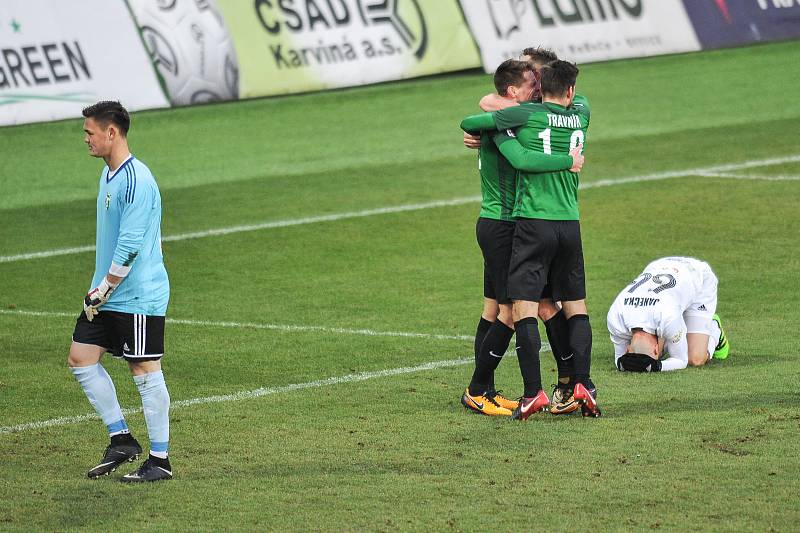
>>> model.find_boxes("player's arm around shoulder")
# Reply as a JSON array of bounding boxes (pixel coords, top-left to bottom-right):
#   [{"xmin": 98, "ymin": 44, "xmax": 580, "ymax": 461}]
[
  {"xmin": 461, "ymin": 102, "xmax": 534, "ymax": 135},
  {"xmin": 460, "ymin": 111, "xmax": 497, "ymax": 135},
  {"xmin": 463, "ymin": 94, "xmax": 520, "ymax": 148},
  {"xmin": 479, "ymin": 93, "xmax": 518, "ymax": 112},
  {"xmin": 492, "ymin": 131, "xmax": 574, "ymax": 172}
]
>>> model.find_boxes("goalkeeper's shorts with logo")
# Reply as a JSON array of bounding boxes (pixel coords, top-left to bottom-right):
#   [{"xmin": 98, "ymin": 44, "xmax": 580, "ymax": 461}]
[{"xmin": 73, "ymin": 311, "xmax": 165, "ymax": 362}]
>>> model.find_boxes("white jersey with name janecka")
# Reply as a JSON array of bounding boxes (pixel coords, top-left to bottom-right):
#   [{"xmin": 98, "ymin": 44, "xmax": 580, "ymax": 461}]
[{"xmin": 606, "ymin": 257, "xmax": 717, "ymax": 371}]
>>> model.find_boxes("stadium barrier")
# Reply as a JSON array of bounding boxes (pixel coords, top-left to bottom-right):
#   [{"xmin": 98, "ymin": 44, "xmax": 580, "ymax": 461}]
[
  {"xmin": 0, "ymin": 0, "xmax": 168, "ymax": 127},
  {"xmin": 459, "ymin": 0, "xmax": 800, "ymax": 72},
  {"xmin": 214, "ymin": 0, "xmax": 481, "ymax": 98},
  {"xmin": 2, "ymin": 0, "xmax": 799, "ymax": 127},
  {"xmin": 680, "ymin": 0, "xmax": 800, "ymax": 49},
  {"xmin": 458, "ymin": 0, "xmax": 702, "ymax": 72}
]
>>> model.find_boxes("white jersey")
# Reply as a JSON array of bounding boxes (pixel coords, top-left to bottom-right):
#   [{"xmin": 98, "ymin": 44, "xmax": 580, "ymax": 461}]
[{"xmin": 607, "ymin": 257, "xmax": 717, "ymax": 371}]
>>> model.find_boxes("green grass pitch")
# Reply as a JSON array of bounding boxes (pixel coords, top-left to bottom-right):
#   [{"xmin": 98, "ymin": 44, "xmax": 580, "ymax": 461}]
[{"xmin": 1, "ymin": 40, "xmax": 799, "ymax": 531}]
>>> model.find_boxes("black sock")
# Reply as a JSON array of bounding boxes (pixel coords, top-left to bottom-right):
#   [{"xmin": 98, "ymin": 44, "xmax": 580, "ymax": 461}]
[
  {"xmin": 474, "ymin": 317, "xmax": 493, "ymax": 365},
  {"xmin": 473, "ymin": 317, "xmax": 494, "ymax": 391},
  {"xmin": 514, "ymin": 317, "xmax": 542, "ymax": 397},
  {"xmin": 567, "ymin": 314, "xmax": 592, "ymax": 386},
  {"xmin": 544, "ymin": 310, "xmax": 574, "ymax": 382},
  {"xmin": 468, "ymin": 321, "xmax": 514, "ymax": 395}
]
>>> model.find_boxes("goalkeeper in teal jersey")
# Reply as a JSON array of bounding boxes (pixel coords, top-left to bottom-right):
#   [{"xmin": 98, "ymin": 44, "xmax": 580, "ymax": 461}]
[
  {"xmin": 461, "ymin": 61, "xmax": 600, "ymax": 419},
  {"xmin": 90, "ymin": 152, "xmax": 169, "ymax": 316},
  {"xmin": 460, "ymin": 56, "xmax": 586, "ymax": 417},
  {"xmin": 68, "ymin": 101, "xmax": 173, "ymax": 482}
]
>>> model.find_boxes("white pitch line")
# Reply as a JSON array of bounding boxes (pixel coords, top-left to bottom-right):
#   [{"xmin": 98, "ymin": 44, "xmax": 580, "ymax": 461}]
[
  {"xmin": 0, "ymin": 308, "xmax": 473, "ymax": 342},
  {"xmin": 0, "ymin": 358, "xmax": 469, "ymax": 435},
  {"xmin": 0, "ymin": 342, "xmax": 552, "ymax": 436},
  {"xmin": 579, "ymin": 154, "xmax": 800, "ymax": 189},
  {"xmin": 697, "ymin": 171, "xmax": 800, "ymax": 181},
  {"xmin": 0, "ymin": 196, "xmax": 480, "ymax": 263},
  {"xmin": 2, "ymin": 154, "xmax": 799, "ymax": 264}
]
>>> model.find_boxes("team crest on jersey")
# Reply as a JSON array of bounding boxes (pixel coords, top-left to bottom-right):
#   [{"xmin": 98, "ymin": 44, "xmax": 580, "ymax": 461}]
[{"xmin": 105, "ymin": 193, "xmax": 111, "ymax": 210}]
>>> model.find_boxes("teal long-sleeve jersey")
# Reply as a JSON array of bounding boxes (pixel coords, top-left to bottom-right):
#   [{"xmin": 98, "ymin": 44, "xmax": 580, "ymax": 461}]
[{"xmin": 91, "ymin": 155, "xmax": 169, "ymax": 316}]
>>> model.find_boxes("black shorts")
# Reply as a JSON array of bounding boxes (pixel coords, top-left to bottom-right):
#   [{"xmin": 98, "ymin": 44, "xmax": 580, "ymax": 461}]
[
  {"xmin": 507, "ymin": 218, "xmax": 586, "ymax": 302},
  {"xmin": 476, "ymin": 217, "xmax": 515, "ymax": 304},
  {"xmin": 73, "ymin": 310, "xmax": 165, "ymax": 362}
]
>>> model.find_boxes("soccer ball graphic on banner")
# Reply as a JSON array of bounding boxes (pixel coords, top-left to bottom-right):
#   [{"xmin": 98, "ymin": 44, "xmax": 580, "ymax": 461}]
[{"xmin": 128, "ymin": 0, "xmax": 239, "ymax": 106}]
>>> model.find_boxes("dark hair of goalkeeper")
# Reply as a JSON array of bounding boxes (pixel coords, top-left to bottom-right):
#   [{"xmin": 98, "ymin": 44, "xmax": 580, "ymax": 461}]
[{"xmin": 82, "ymin": 101, "xmax": 130, "ymax": 136}]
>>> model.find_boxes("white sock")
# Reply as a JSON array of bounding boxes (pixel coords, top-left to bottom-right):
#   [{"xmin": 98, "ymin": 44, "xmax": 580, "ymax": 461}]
[
  {"xmin": 133, "ymin": 370, "xmax": 170, "ymax": 456},
  {"xmin": 71, "ymin": 364, "xmax": 128, "ymax": 436},
  {"xmin": 708, "ymin": 320, "xmax": 722, "ymax": 357}
]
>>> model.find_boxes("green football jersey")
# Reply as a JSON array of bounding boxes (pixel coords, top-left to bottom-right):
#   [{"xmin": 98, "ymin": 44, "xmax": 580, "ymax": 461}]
[
  {"xmin": 477, "ymin": 131, "xmax": 517, "ymax": 221},
  {"xmin": 493, "ymin": 94, "xmax": 591, "ymax": 220},
  {"xmin": 473, "ymin": 128, "xmax": 574, "ymax": 221}
]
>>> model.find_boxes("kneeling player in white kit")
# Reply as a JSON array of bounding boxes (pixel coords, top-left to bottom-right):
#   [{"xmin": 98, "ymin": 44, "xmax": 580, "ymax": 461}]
[{"xmin": 607, "ymin": 257, "xmax": 730, "ymax": 372}]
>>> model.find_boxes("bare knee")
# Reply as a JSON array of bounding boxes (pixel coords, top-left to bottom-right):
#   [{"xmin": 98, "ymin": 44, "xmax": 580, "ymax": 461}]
[
  {"xmin": 687, "ymin": 351, "xmax": 710, "ymax": 367},
  {"xmin": 497, "ymin": 304, "xmax": 514, "ymax": 328},
  {"xmin": 562, "ymin": 300, "xmax": 587, "ymax": 319},
  {"xmin": 512, "ymin": 300, "xmax": 538, "ymax": 323},
  {"xmin": 68, "ymin": 342, "xmax": 104, "ymax": 368},
  {"xmin": 128, "ymin": 359, "xmax": 162, "ymax": 376},
  {"xmin": 482, "ymin": 298, "xmax": 499, "ymax": 322},
  {"xmin": 537, "ymin": 299, "xmax": 561, "ymax": 322}
]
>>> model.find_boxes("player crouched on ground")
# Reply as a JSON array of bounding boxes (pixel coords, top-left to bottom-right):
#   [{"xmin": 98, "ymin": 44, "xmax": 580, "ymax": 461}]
[{"xmin": 607, "ymin": 256, "xmax": 730, "ymax": 372}]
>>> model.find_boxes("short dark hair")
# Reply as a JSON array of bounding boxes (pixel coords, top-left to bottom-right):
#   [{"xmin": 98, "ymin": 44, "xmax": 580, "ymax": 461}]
[
  {"xmin": 82, "ymin": 101, "xmax": 130, "ymax": 136},
  {"xmin": 493, "ymin": 59, "xmax": 533, "ymax": 97},
  {"xmin": 521, "ymin": 47, "xmax": 558, "ymax": 66},
  {"xmin": 540, "ymin": 60, "xmax": 579, "ymax": 98}
]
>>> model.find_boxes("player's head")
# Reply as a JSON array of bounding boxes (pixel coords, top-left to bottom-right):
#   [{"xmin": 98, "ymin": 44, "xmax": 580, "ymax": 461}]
[
  {"xmin": 82, "ymin": 101, "xmax": 130, "ymax": 158},
  {"xmin": 521, "ymin": 47, "xmax": 557, "ymax": 100},
  {"xmin": 520, "ymin": 46, "xmax": 557, "ymax": 69},
  {"xmin": 617, "ymin": 329, "xmax": 660, "ymax": 371},
  {"xmin": 540, "ymin": 60, "xmax": 579, "ymax": 105},
  {"xmin": 493, "ymin": 59, "xmax": 535, "ymax": 104},
  {"xmin": 628, "ymin": 329, "xmax": 659, "ymax": 358}
]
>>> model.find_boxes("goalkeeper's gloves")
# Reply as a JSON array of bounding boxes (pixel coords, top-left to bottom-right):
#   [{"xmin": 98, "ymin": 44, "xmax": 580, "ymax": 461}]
[{"xmin": 84, "ymin": 277, "xmax": 117, "ymax": 321}]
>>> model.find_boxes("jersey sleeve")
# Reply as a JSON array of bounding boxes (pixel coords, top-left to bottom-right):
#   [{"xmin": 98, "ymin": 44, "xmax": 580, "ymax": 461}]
[
  {"xmin": 493, "ymin": 104, "xmax": 534, "ymax": 131},
  {"xmin": 460, "ymin": 112, "xmax": 497, "ymax": 134},
  {"xmin": 113, "ymin": 177, "xmax": 154, "ymax": 269},
  {"xmin": 610, "ymin": 333, "xmax": 630, "ymax": 370},
  {"xmin": 493, "ymin": 132, "xmax": 573, "ymax": 172},
  {"xmin": 658, "ymin": 315, "xmax": 688, "ymax": 371}
]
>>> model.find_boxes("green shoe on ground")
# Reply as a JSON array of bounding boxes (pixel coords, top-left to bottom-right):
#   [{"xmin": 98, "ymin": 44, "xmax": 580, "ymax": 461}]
[{"xmin": 713, "ymin": 314, "xmax": 730, "ymax": 360}]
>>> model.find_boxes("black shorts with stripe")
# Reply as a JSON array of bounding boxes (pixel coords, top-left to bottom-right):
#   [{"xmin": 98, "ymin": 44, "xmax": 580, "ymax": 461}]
[
  {"xmin": 507, "ymin": 218, "xmax": 586, "ymax": 303},
  {"xmin": 476, "ymin": 217, "xmax": 515, "ymax": 304},
  {"xmin": 73, "ymin": 310, "xmax": 165, "ymax": 362}
]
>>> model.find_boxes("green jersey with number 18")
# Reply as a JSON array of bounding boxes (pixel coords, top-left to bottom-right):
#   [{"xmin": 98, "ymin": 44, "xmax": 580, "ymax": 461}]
[
  {"xmin": 476, "ymin": 129, "xmax": 575, "ymax": 221},
  {"xmin": 493, "ymin": 94, "xmax": 590, "ymax": 220}
]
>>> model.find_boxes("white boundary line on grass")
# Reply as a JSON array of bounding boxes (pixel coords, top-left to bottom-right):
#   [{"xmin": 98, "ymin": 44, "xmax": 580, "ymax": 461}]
[
  {"xmin": 0, "ymin": 308, "xmax": 553, "ymax": 435},
  {"xmin": 0, "ymin": 337, "xmax": 551, "ymax": 436},
  {"xmin": 0, "ymin": 197, "xmax": 479, "ymax": 263},
  {"xmin": 0, "ymin": 358, "xmax": 472, "ymax": 435},
  {"xmin": 0, "ymin": 308, "xmax": 473, "ymax": 342},
  {"xmin": 696, "ymin": 171, "xmax": 800, "ymax": 181},
  {"xmin": 2, "ymin": 154, "xmax": 798, "ymax": 264}
]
